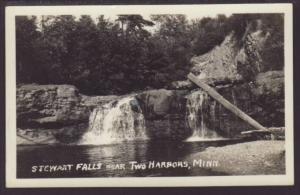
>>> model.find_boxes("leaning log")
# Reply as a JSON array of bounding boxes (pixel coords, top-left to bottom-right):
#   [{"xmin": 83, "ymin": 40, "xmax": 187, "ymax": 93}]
[{"xmin": 188, "ymin": 73, "xmax": 269, "ymax": 131}]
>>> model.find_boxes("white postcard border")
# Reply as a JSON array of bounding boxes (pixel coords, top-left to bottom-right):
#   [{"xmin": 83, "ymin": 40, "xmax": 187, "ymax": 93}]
[{"xmin": 5, "ymin": 4, "xmax": 294, "ymax": 187}]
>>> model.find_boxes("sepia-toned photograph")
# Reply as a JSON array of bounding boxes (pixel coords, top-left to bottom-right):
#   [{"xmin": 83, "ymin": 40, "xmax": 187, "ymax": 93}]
[{"xmin": 5, "ymin": 4, "xmax": 294, "ymax": 187}]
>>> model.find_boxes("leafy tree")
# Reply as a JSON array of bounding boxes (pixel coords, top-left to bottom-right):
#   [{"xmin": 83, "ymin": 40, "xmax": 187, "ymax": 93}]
[
  {"xmin": 150, "ymin": 15, "xmax": 193, "ymax": 85},
  {"xmin": 16, "ymin": 14, "xmax": 284, "ymax": 95},
  {"xmin": 16, "ymin": 16, "xmax": 41, "ymax": 83},
  {"xmin": 260, "ymin": 14, "xmax": 284, "ymax": 71},
  {"xmin": 38, "ymin": 15, "xmax": 77, "ymax": 83},
  {"xmin": 67, "ymin": 15, "xmax": 99, "ymax": 91},
  {"xmin": 191, "ymin": 14, "xmax": 230, "ymax": 55}
]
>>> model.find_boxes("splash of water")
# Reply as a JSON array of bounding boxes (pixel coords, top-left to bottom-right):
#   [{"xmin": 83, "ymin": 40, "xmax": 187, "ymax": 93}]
[
  {"xmin": 80, "ymin": 96, "xmax": 148, "ymax": 145},
  {"xmin": 185, "ymin": 90, "xmax": 221, "ymax": 142}
]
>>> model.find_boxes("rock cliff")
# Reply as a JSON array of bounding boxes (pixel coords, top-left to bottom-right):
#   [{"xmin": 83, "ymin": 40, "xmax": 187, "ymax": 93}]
[
  {"xmin": 169, "ymin": 29, "xmax": 270, "ymax": 90},
  {"xmin": 17, "ymin": 84, "xmax": 118, "ymax": 144}
]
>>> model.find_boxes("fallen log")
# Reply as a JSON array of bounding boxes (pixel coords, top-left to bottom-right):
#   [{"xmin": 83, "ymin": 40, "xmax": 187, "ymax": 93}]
[
  {"xmin": 188, "ymin": 73, "xmax": 269, "ymax": 131},
  {"xmin": 241, "ymin": 130, "xmax": 271, "ymax": 135}
]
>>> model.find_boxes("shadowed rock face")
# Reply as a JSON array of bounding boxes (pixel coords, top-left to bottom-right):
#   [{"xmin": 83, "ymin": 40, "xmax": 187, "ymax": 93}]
[
  {"xmin": 191, "ymin": 71, "xmax": 284, "ymax": 137},
  {"xmin": 136, "ymin": 89, "xmax": 191, "ymax": 140}
]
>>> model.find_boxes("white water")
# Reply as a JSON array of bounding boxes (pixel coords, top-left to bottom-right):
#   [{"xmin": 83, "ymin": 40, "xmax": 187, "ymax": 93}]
[
  {"xmin": 80, "ymin": 96, "xmax": 148, "ymax": 145},
  {"xmin": 185, "ymin": 90, "xmax": 221, "ymax": 142}
]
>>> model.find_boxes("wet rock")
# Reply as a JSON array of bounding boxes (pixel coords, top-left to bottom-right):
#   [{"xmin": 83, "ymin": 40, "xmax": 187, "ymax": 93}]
[
  {"xmin": 17, "ymin": 128, "xmax": 59, "ymax": 145},
  {"xmin": 136, "ymin": 89, "xmax": 192, "ymax": 140},
  {"xmin": 51, "ymin": 123, "xmax": 89, "ymax": 144},
  {"xmin": 137, "ymin": 89, "xmax": 174, "ymax": 118},
  {"xmin": 17, "ymin": 123, "xmax": 88, "ymax": 145}
]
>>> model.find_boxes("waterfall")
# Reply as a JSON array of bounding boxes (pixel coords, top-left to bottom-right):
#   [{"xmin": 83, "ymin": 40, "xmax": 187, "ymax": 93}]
[
  {"xmin": 185, "ymin": 90, "xmax": 221, "ymax": 141},
  {"xmin": 80, "ymin": 96, "xmax": 148, "ymax": 145}
]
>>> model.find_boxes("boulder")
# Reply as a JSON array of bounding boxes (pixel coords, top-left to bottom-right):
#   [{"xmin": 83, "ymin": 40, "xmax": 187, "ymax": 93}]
[
  {"xmin": 137, "ymin": 89, "xmax": 174, "ymax": 118},
  {"xmin": 136, "ymin": 89, "xmax": 192, "ymax": 140},
  {"xmin": 251, "ymin": 71, "xmax": 284, "ymax": 127},
  {"xmin": 252, "ymin": 71, "xmax": 284, "ymax": 97},
  {"xmin": 187, "ymin": 141, "xmax": 285, "ymax": 175}
]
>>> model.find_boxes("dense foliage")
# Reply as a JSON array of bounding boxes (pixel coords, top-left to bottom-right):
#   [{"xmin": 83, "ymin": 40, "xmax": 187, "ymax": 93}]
[{"xmin": 16, "ymin": 14, "xmax": 284, "ymax": 95}]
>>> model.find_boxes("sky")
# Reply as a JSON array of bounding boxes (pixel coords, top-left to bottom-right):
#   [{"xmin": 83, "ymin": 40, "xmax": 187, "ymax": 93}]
[
  {"xmin": 35, "ymin": 12, "xmax": 233, "ymax": 23},
  {"xmin": 74, "ymin": 12, "xmax": 233, "ymax": 22},
  {"xmin": 22, "ymin": 5, "xmax": 242, "ymax": 31},
  {"xmin": 29, "ymin": 5, "xmax": 235, "ymax": 22},
  {"xmin": 33, "ymin": 12, "xmax": 233, "ymax": 32}
]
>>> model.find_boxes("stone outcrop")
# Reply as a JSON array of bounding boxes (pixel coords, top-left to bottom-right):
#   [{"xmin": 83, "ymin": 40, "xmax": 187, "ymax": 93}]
[
  {"xmin": 190, "ymin": 31, "xmax": 268, "ymax": 82},
  {"xmin": 17, "ymin": 84, "xmax": 118, "ymax": 144},
  {"xmin": 190, "ymin": 34, "xmax": 243, "ymax": 82},
  {"xmin": 168, "ymin": 30, "xmax": 270, "ymax": 91},
  {"xmin": 17, "ymin": 84, "xmax": 87, "ymax": 128}
]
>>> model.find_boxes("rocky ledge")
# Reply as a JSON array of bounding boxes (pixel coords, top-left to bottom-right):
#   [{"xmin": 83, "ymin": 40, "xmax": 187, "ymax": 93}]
[
  {"xmin": 16, "ymin": 70, "xmax": 284, "ymax": 145},
  {"xmin": 17, "ymin": 84, "xmax": 119, "ymax": 144}
]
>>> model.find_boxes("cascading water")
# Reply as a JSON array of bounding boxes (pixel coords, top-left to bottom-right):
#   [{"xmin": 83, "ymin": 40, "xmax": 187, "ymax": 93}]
[
  {"xmin": 80, "ymin": 96, "xmax": 148, "ymax": 145},
  {"xmin": 185, "ymin": 90, "xmax": 221, "ymax": 141}
]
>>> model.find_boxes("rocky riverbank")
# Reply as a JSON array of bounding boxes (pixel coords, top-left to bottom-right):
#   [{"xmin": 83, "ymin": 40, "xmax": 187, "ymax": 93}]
[{"xmin": 187, "ymin": 140, "xmax": 285, "ymax": 175}]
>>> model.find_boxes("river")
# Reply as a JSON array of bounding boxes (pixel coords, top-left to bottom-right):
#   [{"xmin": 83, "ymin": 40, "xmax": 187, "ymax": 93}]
[{"xmin": 17, "ymin": 139, "xmax": 241, "ymax": 178}]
